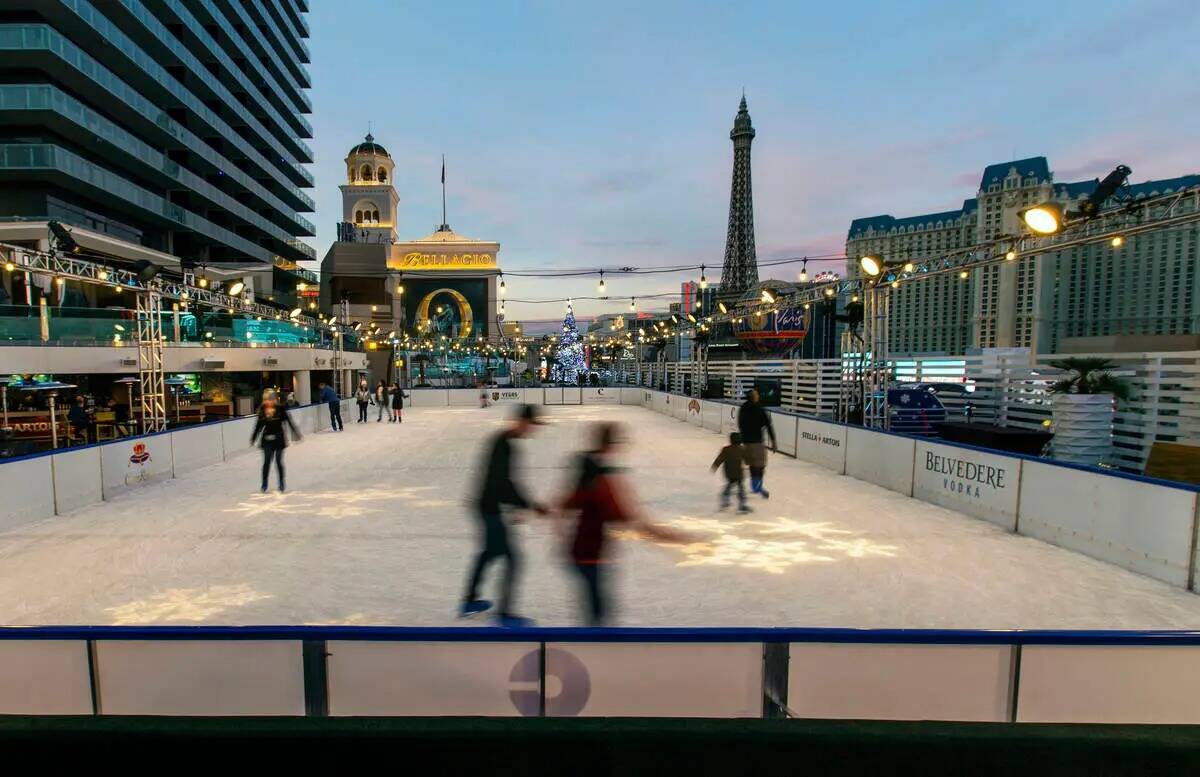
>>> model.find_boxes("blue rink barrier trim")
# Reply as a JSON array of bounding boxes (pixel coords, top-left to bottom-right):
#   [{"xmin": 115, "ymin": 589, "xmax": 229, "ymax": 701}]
[{"xmin": 2, "ymin": 625, "xmax": 1200, "ymax": 645}]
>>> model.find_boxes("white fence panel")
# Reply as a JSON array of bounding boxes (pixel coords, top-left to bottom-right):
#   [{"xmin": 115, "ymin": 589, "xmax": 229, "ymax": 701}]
[
  {"xmin": 171, "ymin": 423, "xmax": 224, "ymax": 475},
  {"xmin": 0, "ymin": 455, "xmax": 54, "ymax": 529},
  {"xmin": 670, "ymin": 393, "xmax": 688, "ymax": 420},
  {"xmin": 769, "ymin": 411, "xmax": 798, "ymax": 456},
  {"xmin": 719, "ymin": 403, "xmax": 740, "ymax": 436},
  {"xmin": 562, "ymin": 387, "xmax": 582, "ymax": 404},
  {"xmin": 449, "ymin": 389, "xmax": 482, "ymax": 406},
  {"xmin": 583, "ymin": 387, "xmax": 619, "ymax": 405},
  {"xmin": 51, "ymin": 445, "xmax": 102, "ymax": 515},
  {"xmin": 788, "ymin": 643, "xmax": 1013, "ymax": 722},
  {"xmin": 845, "ymin": 428, "xmax": 915, "ymax": 496},
  {"xmin": 913, "ymin": 441, "xmax": 1021, "ymax": 530},
  {"xmin": 794, "ymin": 418, "xmax": 848, "ymax": 474},
  {"xmin": 545, "ymin": 643, "xmax": 761, "ymax": 717},
  {"xmin": 94, "ymin": 641, "xmax": 305, "ymax": 716},
  {"xmin": 410, "ymin": 389, "xmax": 449, "ymax": 407},
  {"xmin": 1017, "ymin": 645, "xmax": 1200, "ymax": 723},
  {"xmin": 620, "ymin": 388, "xmax": 642, "ymax": 405},
  {"xmin": 99, "ymin": 434, "xmax": 173, "ymax": 499},
  {"xmin": 1017, "ymin": 461, "xmax": 1197, "ymax": 586},
  {"xmin": 543, "ymin": 387, "xmax": 564, "ymax": 405},
  {"xmin": 0, "ymin": 641, "xmax": 92, "ymax": 715},
  {"xmin": 220, "ymin": 416, "xmax": 259, "ymax": 461},
  {"xmin": 327, "ymin": 641, "xmax": 538, "ymax": 717},
  {"xmin": 702, "ymin": 401, "xmax": 723, "ymax": 432},
  {"xmin": 651, "ymin": 391, "xmax": 669, "ymax": 416}
]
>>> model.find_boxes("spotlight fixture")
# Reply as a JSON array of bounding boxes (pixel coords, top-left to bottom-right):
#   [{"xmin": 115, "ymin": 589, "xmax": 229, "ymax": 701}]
[
  {"xmin": 198, "ymin": 274, "xmax": 209, "ymax": 288},
  {"xmin": 3, "ymin": 260, "xmax": 14, "ymax": 272},
  {"xmin": 1020, "ymin": 203, "xmax": 1063, "ymax": 235},
  {"xmin": 98, "ymin": 269, "xmax": 109, "ymax": 281},
  {"xmin": 824, "ymin": 287, "xmax": 835, "ymax": 298},
  {"xmin": 799, "ymin": 259, "xmax": 808, "ymax": 283},
  {"xmin": 859, "ymin": 255, "xmax": 884, "ymax": 277},
  {"xmin": 48, "ymin": 221, "xmax": 81, "ymax": 253},
  {"xmin": 352, "ymin": 321, "xmax": 362, "ymax": 331},
  {"xmin": 686, "ymin": 313, "xmax": 696, "ymax": 323},
  {"xmin": 289, "ymin": 307, "xmax": 302, "ymax": 319},
  {"xmin": 718, "ymin": 301, "xmax": 728, "ymax": 314},
  {"xmin": 959, "ymin": 270, "xmax": 969, "ymax": 280},
  {"xmin": 226, "ymin": 280, "xmax": 245, "ymax": 297},
  {"xmin": 903, "ymin": 262, "xmax": 915, "ymax": 273},
  {"xmin": 761, "ymin": 289, "xmax": 776, "ymax": 304},
  {"xmin": 1111, "ymin": 235, "xmax": 1125, "ymax": 248},
  {"xmin": 131, "ymin": 259, "xmax": 160, "ymax": 283},
  {"xmin": 1005, "ymin": 249, "xmax": 1017, "ymax": 261}
]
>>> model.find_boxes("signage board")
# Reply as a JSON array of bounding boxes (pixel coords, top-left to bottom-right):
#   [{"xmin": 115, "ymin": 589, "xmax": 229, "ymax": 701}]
[{"xmin": 913, "ymin": 440, "xmax": 1020, "ymax": 529}]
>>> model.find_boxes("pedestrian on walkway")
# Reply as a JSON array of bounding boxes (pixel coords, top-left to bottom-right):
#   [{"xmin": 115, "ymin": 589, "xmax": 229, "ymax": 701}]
[
  {"xmin": 355, "ymin": 380, "xmax": 371, "ymax": 423},
  {"xmin": 250, "ymin": 392, "xmax": 301, "ymax": 492},
  {"xmin": 559, "ymin": 422, "xmax": 688, "ymax": 625},
  {"xmin": 318, "ymin": 381, "xmax": 343, "ymax": 431},
  {"xmin": 460, "ymin": 404, "xmax": 547, "ymax": 627},
  {"xmin": 737, "ymin": 388, "xmax": 777, "ymax": 498}
]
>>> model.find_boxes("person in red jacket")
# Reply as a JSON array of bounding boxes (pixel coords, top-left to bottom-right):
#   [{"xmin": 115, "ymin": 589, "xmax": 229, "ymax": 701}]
[{"xmin": 559, "ymin": 422, "xmax": 687, "ymax": 626}]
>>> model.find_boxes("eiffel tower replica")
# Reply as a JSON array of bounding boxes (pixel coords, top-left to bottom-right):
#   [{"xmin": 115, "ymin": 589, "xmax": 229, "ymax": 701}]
[{"xmin": 719, "ymin": 95, "xmax": 759, "ymax": 301}]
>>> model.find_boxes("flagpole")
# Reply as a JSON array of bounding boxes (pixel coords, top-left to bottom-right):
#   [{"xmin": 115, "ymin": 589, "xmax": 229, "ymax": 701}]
[{"xmin": 441, "ymin": 154, "xmax": 447, "ymax": 229}]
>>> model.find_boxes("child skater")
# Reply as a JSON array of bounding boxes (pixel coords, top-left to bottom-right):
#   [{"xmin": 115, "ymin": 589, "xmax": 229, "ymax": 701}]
[{"xmin": 711, "ymin": 432, "xmax": 750, "ymax": 513}]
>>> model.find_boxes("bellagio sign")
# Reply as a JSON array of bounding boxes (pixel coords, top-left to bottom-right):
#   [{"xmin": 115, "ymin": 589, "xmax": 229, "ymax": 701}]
[{"xmin": 395, "ymin": 252, "xmax": 496, "ymax": 270}]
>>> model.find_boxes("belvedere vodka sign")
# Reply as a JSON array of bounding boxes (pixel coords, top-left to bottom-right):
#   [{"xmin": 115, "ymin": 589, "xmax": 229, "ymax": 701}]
[{"xmin": 913, "ymin": 440, "xmax": 1021, "ymax": 529}]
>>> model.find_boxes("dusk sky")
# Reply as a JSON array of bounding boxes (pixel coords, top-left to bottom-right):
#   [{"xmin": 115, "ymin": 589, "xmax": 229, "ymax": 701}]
[{"xmin": 306, "ymin": 0, "xmax": 1199, "ymax": 324}]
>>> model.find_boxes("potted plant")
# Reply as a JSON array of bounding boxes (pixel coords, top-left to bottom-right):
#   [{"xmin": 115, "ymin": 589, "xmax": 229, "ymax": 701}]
[{"xmin": 1047, "ymin": 358, "xmax": 1131, "ymax": 466}]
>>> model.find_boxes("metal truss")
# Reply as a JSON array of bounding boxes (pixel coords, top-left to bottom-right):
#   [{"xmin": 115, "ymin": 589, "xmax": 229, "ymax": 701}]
[{"xmin": 135, "ymin": 288, "xmax": 167, "ymax": 433}]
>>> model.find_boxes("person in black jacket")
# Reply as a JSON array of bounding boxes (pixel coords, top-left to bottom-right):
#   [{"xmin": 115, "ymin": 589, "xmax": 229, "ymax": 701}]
[
  {"xmin": 389, "ymin": 382, "xmax": 409, "ymax": 423},
  {"xmin": 460, "ymin": 404, "xmax": 547, "ymax": 627},
  {"xmin": 737, "ymin": 389, "xmax": 777, "ymax": 499},
  {"xmin": 250, "ymin": 393, "xmax": 301, "ymax": 492}
]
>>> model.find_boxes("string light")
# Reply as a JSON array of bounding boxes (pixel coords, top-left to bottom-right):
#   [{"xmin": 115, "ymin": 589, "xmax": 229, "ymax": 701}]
[
  {"xmin": 499, "ymin": 273, "xmax": 505, "ymax": 296},
  {"xmin": 630, "ymin": 297, "xmax": 636, "ymax": 311},
  {"xmin": 699, "ymin": 265, "xmax": 707, "ymax": 290},
  {"xmin": 598, "ymin": 270, "xmax": 606, "ymax": 295},
  {"xmin": 798, "ymin": 259, "xmax": 808, "ymax": 283}
]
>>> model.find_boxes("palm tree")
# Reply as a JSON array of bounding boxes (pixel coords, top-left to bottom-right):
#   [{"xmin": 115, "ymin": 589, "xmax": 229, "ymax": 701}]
[{"xmin": 1047, "ymin": 358, "xmax": 1131, "ymax": 402}]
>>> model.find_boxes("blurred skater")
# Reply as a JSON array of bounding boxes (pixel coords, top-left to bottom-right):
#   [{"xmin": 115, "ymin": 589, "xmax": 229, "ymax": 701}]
[
  {"xmin": 355, "ymin": 380, "xmax": 371, "ymax": 423},
  {"xmin": 374, "ymin": 380, "xmax": 388, "ymax": 422},
  {"xmin": 737, "ymin": 388, "xmax": 777, "ymax": 499},
  {"xmin": 250, "ymin": 392, "xmax": 301, "ymax": 492},
  {"xmin": 479, "ymin": 382, "xmax": 489, "ymax": 408},
  {"xmin": 318, "ymin": 382, "xmax": 343, "ymax": 431},
  {"xmin": 711, "ymin": 432, "xmax": 750, "ymax": 513},
  {"xmin": 559, "ymin": 422, "xmax": 688, "ymax": 626},
  {"xmin": 390, "ymin": 383, "xmax": 408, "ymax": 422},
  {"xmin": 461, "ymin": 404, "xmax": 547, "ymax": 627}
]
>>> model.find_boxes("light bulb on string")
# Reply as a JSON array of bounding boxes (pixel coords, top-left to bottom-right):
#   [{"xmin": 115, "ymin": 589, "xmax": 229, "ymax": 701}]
[
  {"xmin": 498, "ymin": 273, "xmax": 505, "ymax": 296},
  {"xmin": 699, "ymin": 265, "xmax": 707, "ymax": 290},
  {"xmin": 598, "ymin": 270, "xmax": 606, "ymax": 295},
  {"xmin": 799, "ymin": 259, "xmax": 808, "ymax": 283},
  {"xmin": 630, "ymin": 297, "xmax": 636, "ymax": 312}
]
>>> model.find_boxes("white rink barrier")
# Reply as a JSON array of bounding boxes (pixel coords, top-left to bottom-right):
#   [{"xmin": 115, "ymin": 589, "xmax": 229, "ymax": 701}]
[
  {"xmin": 0, "ymin": 402, "xmax": 331, "ymax": 528},
  {"xmin": 2, "ymin": 627, "xmax": 1199, "ymax": 722},
  {"xmin": 629, "ymin": 387, "xmax": 1200, "ymax": 591}
]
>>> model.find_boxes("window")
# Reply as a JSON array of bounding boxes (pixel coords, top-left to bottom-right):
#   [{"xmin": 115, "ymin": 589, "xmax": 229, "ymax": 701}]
[
  {"xmin": 355, "ymin": 209, "xmax": 363, "ymax": 223},
  {"xmin": 378, "ymin": 167, "xmax": 387, "ymax": 183},
  {"xmin": 371, "ymin": 209, "xmax": 380, "ymax": 222},
  {"xmin": 361, "ymin": 164, "xmax": 372, "ymax": 180}
]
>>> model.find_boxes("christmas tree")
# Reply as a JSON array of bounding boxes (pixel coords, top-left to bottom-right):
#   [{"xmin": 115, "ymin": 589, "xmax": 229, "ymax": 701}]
[{"xmin": 551, "ymin": 307, "xmax": 587, "ymax": 383}]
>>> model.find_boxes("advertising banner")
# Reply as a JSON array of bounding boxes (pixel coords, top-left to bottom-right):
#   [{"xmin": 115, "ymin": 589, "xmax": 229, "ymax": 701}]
[
  {"xmin": 913, "ymin": 440, "xmax": 1021, "ymax": 530},
  {"xmin": 584, "ymin": 387, "xmax": 619, "ymax": 405},
  {"xmin": 794, "ymin": 418, "xmax": 847, "ymax": 473},
  {"xmin": 686, "ymin": 397, "xmax": 704, "ymax": 427},
  {"xmin": 720, "ymin": 402, "xmax": 740, "ymax": 436},
  {"xmin": 100, "ymin": 434, "xmax": 173, "ymax": 499},
  {"xmin": 486, "ymin": 388, "xmax": 526, "ymax": 405}
]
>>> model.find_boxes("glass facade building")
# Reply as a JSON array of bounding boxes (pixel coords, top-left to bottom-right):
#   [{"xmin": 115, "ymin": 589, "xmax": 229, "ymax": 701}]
[{"xmin": 0, "ymin": 0, "xmax": 313, "ymax": 267}]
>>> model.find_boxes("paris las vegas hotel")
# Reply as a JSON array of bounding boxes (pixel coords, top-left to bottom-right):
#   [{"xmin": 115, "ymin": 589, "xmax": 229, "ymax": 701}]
[{"xmin": 845, "ymin": 157, "xmax": 1199, "ymax": 355}]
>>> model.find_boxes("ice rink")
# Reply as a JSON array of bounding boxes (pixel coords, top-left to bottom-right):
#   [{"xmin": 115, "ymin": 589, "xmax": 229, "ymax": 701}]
[{"xmin": 1, "ymin": 402, "xmax": 1199, "ymax": 629}]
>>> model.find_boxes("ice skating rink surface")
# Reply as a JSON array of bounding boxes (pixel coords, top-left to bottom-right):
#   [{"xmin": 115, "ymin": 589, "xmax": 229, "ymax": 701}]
[{"xmin": 1, "ymin": 403, "xmax": 1199, "ymax": 629}]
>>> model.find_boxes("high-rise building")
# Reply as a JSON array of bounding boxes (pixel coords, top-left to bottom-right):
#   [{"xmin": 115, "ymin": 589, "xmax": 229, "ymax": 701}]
[
  {"xmin": 0, "ymin": 0, "xmax": 314, "ymax": 275},
  {"xmin": 719, "ymin": 96, "xmax": 758, "ymax": 297},
  {"xmin": 846, "ymin": 157, "xmax": 1199, "ymax": 354}
]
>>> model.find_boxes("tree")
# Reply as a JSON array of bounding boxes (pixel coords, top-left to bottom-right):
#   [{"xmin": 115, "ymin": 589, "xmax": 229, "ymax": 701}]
[
  {"xmin": 1048, "ymin": 358, "xmax": 1132, "ymax": 402},
  {"xmin": 551, "ymin": 308, "xmax": 587, "ymax": 383}
]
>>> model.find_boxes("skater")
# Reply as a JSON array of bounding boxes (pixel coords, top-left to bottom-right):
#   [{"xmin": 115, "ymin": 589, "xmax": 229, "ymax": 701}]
[
  {"xmin": 250, "ymin": 392, "xmax": 301, "ymax": 492},
  {"xmin": 461, "ymin": 404, "xmax": 547, "ymax": 627},
  {"xmin": 374, "ymin": 380, "xmax": 388, "ymax": 422},
  {"xmin": 711, "ymin": 432, "xmax": 750, "ymax": 513},
  {"xmin": 737, "ymin": 388, "xmax": 777, "ymax": 499},
  {"xmin": 318, "ymin": 381, "xmax": 343, "ymax": 431},
  {"xmin": 559, "ymin": 422, "xmax": 688, "ymax": 626},
  {"xmin": 479, "ymin": 382, "xmax": 489, "ymax": 408},
  {"xmin": 390, "ymin": 383, "xmax": 408, "ymax": 422},
  {"xmin": 355, "ymin": 380, "xmax": 371, "ymax": 423}
]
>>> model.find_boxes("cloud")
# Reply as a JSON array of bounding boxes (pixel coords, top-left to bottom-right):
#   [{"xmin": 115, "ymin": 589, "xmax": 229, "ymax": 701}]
[{"xmin": 579, "ymin": 238, "xmax": 666, "ymax": 248}]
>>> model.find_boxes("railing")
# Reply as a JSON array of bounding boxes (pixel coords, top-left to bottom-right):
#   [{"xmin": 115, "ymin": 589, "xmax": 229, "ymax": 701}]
[
  {"xmin": 614, "ymin": 350, "xmax": 1200, "ymax": 473},
  {"xmin": 0, "ymin": 624, "xmax": 1198, "ymax": 723}
]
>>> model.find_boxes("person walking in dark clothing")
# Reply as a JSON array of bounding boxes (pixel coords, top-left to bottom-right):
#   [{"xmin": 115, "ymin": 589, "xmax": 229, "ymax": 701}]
[
  {"xmin": 737, "ymin": 389, "xmax": 777, "ymax": 499},
  {"xmin": 712, "ymin": 432, "xmax": 750, "ymax": 513},
  {"xmin": 559, "ymin": 423, "xmax": 688, "ymax": 625},
  {"xmin": 319, "ymin": 382, "xmax": 342, "ymax": 431},
  {"xmin": 68, "ymin": 395, "xmax": 90, "ymax": 444},
  {"xmin": 390, "ymin": 383, "xmax": 408, "ymax": 423},
  {"xmin": 461, "ymin": 404, "xmax": 547, "ymax": 627},
  {"xmin": 250, "ymin": 393, "xmax": 301, "ymax": 492}
]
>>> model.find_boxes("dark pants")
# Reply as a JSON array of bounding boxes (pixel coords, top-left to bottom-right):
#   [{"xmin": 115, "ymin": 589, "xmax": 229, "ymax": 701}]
[
  {"xmin": 574, "ymin": 562, "xmax": 607, "ymax": 626},
  {"xmin": 357, "ymin": 402, "xmax": 368, "ymax": 422},
  {"xmin": 746, "ymin": 443, "xmax": 767, "ymax": 493},
  {"xmin": 328, "ymin": 402, "xmax": 343, "ymax": 430},
  {"xmin": 464, "ymin": 512, "xmax": 519, "ymax": 615},
  {"xmin": 721, "ymin": 477, "xmax": 747, "ymax": 509},
  {"xmin": 261, "ymin": 445, "xmax": 284, "ymax": 490}
]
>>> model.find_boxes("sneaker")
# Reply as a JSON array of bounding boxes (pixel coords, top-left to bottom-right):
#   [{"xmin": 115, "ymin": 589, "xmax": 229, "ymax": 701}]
[
  {"xmin": 497, "ymin": 613, "xmax": 535, "ymax": 628},
  {"xmin": 760, "ymin": 489, "xmax": 770, "ymax": 500},
  {"xmin": 279, "ymin": 484, "xmax": 286, "ymax": 493},
  {"xmin": 260, "ymin": 484, "xmax": 268, "ymax": 493},
  {"xmin": 459, "ymin": 599, "xmax": 492, "ymax": 617},
  {"xmin": 737, "ymin": 505, "xmax": 752, "ymax": 514}
]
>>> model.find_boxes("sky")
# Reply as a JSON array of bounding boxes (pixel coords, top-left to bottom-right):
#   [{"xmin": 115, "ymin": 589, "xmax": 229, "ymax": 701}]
[{"xmin": 305, "ymin": 0, "xmax": 1200, "ymax": 325}]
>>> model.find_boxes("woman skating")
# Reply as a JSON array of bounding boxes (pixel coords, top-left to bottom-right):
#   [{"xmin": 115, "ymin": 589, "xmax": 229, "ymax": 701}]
[
  {"xmin": 390, "ymin": 383, "xmax": 409, "ymax": 422},
  {"xmin": 250, "ymin": 392, "xmax": 301, "ymax": 492},
  {"xmin": 374, "ymin": 379, "xmax": 388, "ymax": 422}
]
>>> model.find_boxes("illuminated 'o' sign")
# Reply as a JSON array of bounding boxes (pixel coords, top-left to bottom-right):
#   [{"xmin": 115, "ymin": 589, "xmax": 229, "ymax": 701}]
[{"xmin": 414, "ymin": 288, "xmax": 473, "ymax": 339}]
